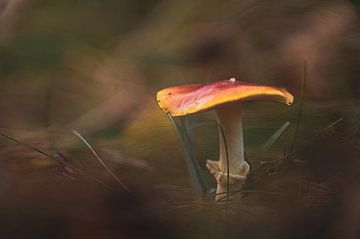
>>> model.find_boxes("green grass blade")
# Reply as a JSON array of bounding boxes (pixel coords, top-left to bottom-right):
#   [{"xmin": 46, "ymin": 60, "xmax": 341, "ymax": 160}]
[{"xmin": 167, "ymin": 113, "xmax": 208, "ymax": 194}]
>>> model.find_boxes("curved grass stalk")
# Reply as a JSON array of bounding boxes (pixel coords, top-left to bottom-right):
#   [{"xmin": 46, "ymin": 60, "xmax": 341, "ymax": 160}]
[
  {"xmin": 72, "ymin": 130, "xmax": 131, "ymax": 193},
  {"xmin": 0, "ymin": 131, "xmax": 113, "ymax": 190}
]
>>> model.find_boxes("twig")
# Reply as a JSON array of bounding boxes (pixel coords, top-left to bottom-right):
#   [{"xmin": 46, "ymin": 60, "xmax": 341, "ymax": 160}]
[{"xmin": 72, "ymin": 130, "xmax": 131, "ymax": 193}]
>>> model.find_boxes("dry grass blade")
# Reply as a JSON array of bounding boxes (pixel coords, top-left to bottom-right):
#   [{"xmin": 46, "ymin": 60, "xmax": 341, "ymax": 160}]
[
  {"xmin": 72, "ymin": 130, "xmax": 131, "ymax": 193},
  {"xmin": 294, "ymin": 117, "xmax": 344, "ymax": 154},
  {"xmin": 286, "ymin": 60, "xmax": 307, "ymax": 160},
  {"xmin": 324, "ymin": 118, "xmax": 343, "ymax": 131},
  {"xmin": 218, "ymin": 125, "xmax": 230, "ymax": 204},
  {"xmin": 262, "ymin": 121, "xmax": 290, "ymax": 150},
  {"xmin": 167, "ymin": 113, "xmax": 208, "ymax": 194},
  {"xmin": 0, "ymin": 131, "xmax": 113, "ymax": 190}
]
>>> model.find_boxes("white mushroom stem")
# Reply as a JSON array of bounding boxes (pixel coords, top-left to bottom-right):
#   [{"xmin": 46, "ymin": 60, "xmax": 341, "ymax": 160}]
[{"xmin": 206, "ymin": 103, "xmax": 250, "ymax": 201}]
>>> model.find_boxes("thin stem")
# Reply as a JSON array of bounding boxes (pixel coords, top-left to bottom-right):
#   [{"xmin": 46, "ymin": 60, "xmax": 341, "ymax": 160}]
[
  {"xmin": 218, "ymin": 125, "xmax": 230, "ymax": 203},
  {"xmin": 72, "ymin": 130, "xmax": 131, "ymax": 193},
  {"xmin": 286, "ymin": 60, "xmax": 307, "ymax": 160},
  {"xmin": 218, "ymin": 125, "xmax": 230, "ymax": 212},
  {"xmin": 0, "ymin": 131, "xmax": 114, "ymax": 190}
]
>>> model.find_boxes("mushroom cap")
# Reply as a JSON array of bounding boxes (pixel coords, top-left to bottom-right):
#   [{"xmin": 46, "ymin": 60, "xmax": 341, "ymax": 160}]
[{"xmin": 156, "ymin": 79, "xmax": 294, "ymax": 116}]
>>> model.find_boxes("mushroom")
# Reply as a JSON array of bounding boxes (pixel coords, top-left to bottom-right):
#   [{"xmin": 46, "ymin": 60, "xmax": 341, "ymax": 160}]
[{"xmin": 156, "ymin": 78, "xmax": 294, "ymax": 201}]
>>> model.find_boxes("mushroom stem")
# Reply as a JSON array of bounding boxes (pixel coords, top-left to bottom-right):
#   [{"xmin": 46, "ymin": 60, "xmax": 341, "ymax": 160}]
[{"xmin": 207, "ymin": 103, "xmax": 250, "ymax": 201}]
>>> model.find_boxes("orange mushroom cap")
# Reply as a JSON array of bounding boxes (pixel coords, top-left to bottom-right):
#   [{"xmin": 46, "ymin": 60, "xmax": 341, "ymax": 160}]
[{"xmin": 156, "ymin": 79, "xmax": 294, "ymax": 116}]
